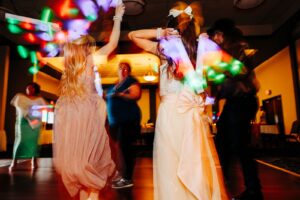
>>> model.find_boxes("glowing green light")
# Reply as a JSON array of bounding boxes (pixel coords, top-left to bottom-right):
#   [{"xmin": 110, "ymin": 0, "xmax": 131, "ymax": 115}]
[
  {"xmin": 228, "ymin": 59, "xmax": 243, "ymax": 76},
  {"xmin": 6, "ymin": 18, "xmax": 19, "ymax": 25},
  {"xmin": 28, "ymin": 65, "xmax": 40, "ymax": 74},
  {"xmin": 30, "ymin": 51, "xmax": 38, "ymax": 64},
  {"xmin": 47, "ymin": 26, "xmax": 54, "ymax": 39},
  {"xmin": 202, "ymin": 78, "xmax": 208, "ymax": 89},
  {"xmin": 69, "ymin": 8, "xmax": 79, "ymax": 16},
  {"xmin": 231, "ymin": 59, "xmax": 242, "ymax": 66},
  {"xmin": 184, "ymin": 71, "xmax": 205, "ymax": 93},
  {"xmin": 217, "ymin": 62, "xmax": 229, "ymax": 71},
  {"xmin": 7, "ymin": 24, "xmax": 23, "ymax": 34},
  {"xmin": 229, "ymin": 64, "xmax": 242, "ymax": 76},
  {"xmin": 207, "ymin": 68, "xmax": 216, "ymax": 79},
  {"xmin": 214, "ymin": 74, "xmax": 226, "ymax": 84},
  {"xmin": 41, "ymin": 7, "xmax": 53, "ymax": 22},
  {"xmin": 87, "ymin": 15, "xmax": 97, "ymax": 21},
  {"xmin": 17, "ymin": 45, "xmax": 29, "ymax": 59}
]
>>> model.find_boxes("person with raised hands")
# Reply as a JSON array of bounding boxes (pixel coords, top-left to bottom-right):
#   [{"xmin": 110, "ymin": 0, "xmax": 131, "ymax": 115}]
[
  {"xmin": 53, "ymin": 2, "xmax": 125, "ymax": 200},
  {"xmin": 129, "ymin": 1, "xmax": 229, "ymax": 200}
]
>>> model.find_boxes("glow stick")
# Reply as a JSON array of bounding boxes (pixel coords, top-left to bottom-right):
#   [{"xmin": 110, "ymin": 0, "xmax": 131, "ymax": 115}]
[
  {"xmin": 160, "ymin": 36, "xmax": 204, "ymax": 93},
  {"xmin": 31, "ymin": 105, "xmax": 54, "ymax": 110}
]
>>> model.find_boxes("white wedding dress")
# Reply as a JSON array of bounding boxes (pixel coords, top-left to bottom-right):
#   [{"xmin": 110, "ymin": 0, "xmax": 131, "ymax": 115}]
[{"xmin": 153, "ymin": 62, "xmax": 229, "ymax": 200}]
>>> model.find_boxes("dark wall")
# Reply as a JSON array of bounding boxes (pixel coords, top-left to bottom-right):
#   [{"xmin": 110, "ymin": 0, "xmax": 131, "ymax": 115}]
[
  {"xmin": 247, "ymin": 10, "xmax": 300, "ymax": 67},
  {"xmin": 4, "ymin": 56, "xmax": 33, "ymax": 145}
]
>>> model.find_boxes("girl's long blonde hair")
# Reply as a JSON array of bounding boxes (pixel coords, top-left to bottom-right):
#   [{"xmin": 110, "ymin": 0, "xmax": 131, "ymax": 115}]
[{"xmin": 60, "ymin": 35, "xmax": 96, "ymax": 98}]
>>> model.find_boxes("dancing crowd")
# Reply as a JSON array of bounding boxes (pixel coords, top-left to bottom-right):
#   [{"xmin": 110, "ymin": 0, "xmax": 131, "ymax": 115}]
[{"xmin": 10, "ymin": 1, "xmax": 264, "ymax": 200}]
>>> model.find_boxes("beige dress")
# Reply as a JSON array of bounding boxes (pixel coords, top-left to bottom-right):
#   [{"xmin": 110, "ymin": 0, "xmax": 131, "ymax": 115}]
[
  {"xmin": 53, "ymin": 64, "xmax": 115, "ymax": 197},
  {"xmin": 153, "ymin": 62, "xmax": 228, "ymax": 200}
]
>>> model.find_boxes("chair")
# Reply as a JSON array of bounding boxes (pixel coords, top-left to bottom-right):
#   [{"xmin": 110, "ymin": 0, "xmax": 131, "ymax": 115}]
[{"xmin": 285, "ymin": 120, "xmax": 300, "ymax": 143}]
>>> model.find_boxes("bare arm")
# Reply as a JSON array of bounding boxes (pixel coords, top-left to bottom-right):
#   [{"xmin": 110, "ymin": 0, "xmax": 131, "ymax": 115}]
[
  {"xmin": 116, "ymin": 83, "xmax": 141, "ymax": 100},
  {"xmin": 128, "ymin": 28, "xmax": 179, "ymax": 55},
  {"xmin": 95, "ymin": 3, "xmax": 125, "ymax": 55},
  {"xmin": 128, "ymin": 29, "xmax": 158, "ymax": 54}
]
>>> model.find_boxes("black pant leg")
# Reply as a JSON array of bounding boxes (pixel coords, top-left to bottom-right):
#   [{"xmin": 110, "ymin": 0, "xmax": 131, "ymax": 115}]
[{"xmin": 119, "ymin": 121, "xmax": 140, "ymax": 180}]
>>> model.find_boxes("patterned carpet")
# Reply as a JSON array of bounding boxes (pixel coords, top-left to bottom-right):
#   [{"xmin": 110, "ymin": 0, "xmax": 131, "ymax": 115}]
[
  {"xmin": 256, "ymin": 143, "xmax": 300, "ymax": 175},
  {"xmin": 258, "ymin": 156, "xmax": 300, "ymax": 175}
]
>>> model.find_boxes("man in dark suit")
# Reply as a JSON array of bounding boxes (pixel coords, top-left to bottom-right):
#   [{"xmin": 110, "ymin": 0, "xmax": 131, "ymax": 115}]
[{"xmin": 208, "ymin": 18, "xmax": 263, "ymax": 200}]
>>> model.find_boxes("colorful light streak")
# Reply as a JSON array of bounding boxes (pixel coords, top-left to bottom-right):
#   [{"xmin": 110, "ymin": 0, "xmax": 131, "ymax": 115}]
[
  {"xmin": 7, "ymin": 24, "xmax": 23, "ymax": 34},
  {"xmin": 17, "ymin": 45, "xmax": 29, "ymax": 59},
  {"xmin": 159, "ymin": 33, "xmax": 248, "ymax": 93},
  {"xmin": 66, "ymin": 19, "xmax": 90, "ymax": 40},
  {"xmin": 5, "ymin": 13, "xmax": 60, "ymax": 32},
  {"xmin": 5, "ymin": 0, "xmax": 122, "ymax": 77},
  {"xmin": 76, "ymin": 0, "xmax": 99, "ymax": 21},
  {"xmin": 28, "ymin": 65, "xmax": 40, "ymax": 75},
  {"xmin": 160, "ymin": 36, "xmax": 204, "ymax": 93}
]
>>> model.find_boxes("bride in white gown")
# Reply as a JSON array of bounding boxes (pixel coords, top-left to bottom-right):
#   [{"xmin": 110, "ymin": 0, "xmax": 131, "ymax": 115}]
[{"xmin": 129, "ymin": 1, "xmax": 229, "ymax": 200}]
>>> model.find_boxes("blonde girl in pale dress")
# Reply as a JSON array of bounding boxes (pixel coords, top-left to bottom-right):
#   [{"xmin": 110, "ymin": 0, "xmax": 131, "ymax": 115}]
[
  {"xmin": 53, "ymin": 3, "xmax": 125, "ymax": 200},
  {"xmin": 129, "ymin": 1, "xmax": 229, "ymax": 200}
]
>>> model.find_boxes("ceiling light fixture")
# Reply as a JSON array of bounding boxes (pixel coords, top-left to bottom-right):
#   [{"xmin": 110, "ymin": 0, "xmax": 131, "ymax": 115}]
[
  {"xmin": 123, "ymin": 0, "xmax": 146, "ymax": 15},
  {"xmin": 143, "ymin": 71, "xmax": 157, "ymax": 82},
  {"xmin": 233, "ymin": 0, "xmax": 264, "ymax": 9}
]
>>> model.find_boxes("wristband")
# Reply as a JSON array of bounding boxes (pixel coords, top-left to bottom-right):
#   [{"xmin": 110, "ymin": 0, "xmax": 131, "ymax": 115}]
[
  {"xmin": 113, "ymin": 15, "xmax": 122, "ymax": 21},
  {"xmin": 156, "ymin": 28, "xmax": 162, "ymax": 40}
]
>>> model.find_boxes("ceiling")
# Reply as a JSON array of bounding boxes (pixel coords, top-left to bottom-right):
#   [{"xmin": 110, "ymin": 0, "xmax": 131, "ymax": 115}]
[
  {"xmin": 0, "ymin": 0, "xmax": 300, "ymax": 84},
  {"xmin": 42, "ymin": 53, "xmax": 161, "ymax": 84},
  {"xmin": 0, "ymin": 0, "xmax": 299, "ymax": 38}
]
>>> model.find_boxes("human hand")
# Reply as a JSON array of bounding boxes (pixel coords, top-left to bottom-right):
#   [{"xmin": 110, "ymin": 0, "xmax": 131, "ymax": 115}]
[
  {"xmin": 163, "ymin": 28, "xmax": 180, "ymax": 38},
  {"xmin": 200, "ymin": 32, "xmax": 209, "ymax": 39},
  {"xmin": 115, "ymin": 2, "xmax": 125, "ymax": 18}
]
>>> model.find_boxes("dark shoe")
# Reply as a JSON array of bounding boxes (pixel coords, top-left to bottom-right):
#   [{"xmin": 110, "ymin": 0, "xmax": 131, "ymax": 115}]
[
  {"xmin": 111, "ymin": 178, "xmax": 133, "ymax": 189},
  {"xmin": 111, "ymin": 171, "xmax": 122, "ymax": 184},
  {"xmin": 233, "ymin": 190, "xmax": 264, "ymax": 200}
]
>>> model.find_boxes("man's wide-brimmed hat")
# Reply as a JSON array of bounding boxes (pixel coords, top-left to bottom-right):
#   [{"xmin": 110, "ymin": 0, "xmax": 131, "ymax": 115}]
[{"xmin": 207, "ymin": 18, "xmax": 243, "ymax": 37}]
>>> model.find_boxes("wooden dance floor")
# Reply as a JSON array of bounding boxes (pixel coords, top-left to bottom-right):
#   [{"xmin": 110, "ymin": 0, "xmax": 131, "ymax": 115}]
[{"xmin": 0, "ymin": 157, "xmax": 300, "ymax": 200}]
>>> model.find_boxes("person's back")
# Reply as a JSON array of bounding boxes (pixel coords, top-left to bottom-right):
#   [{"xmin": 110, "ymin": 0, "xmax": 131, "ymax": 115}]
[
  {"xmin": 53, "ymin": 3, "xmax": 125, "ymax": 199},
  {"xmin": 208, "ymin": 18, "xmax": 263, "ymax": 200},
  {"xmin": 54, "ymin": 35, "xmax": 115, "ymax": 198},
  {"xmin": 129, "ymin": 2, "xmax": 229, "ymax": 200}
]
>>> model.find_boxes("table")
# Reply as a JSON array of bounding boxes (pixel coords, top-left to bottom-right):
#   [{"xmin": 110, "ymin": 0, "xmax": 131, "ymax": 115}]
[
  {"xmin": 259, "ymin": 124, "xmax": 281, "ymax": 148},
  {"xmin": 259, "ymin": 124, "xmax": 280, "ymax": 135}
]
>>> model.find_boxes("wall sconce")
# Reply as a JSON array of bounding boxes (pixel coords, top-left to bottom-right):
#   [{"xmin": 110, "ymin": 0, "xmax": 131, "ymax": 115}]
[
  {"xmin": 233, "ymin": 0, "xmax": 264, "ymax": 9},
  {"xmin": 123, "ymin": 0, "xmax": 146, "ymax": 15},
  {"xmin": 265, "ymin": 89, "xmax": 272, "ymax": 95},
  {"xmin": 244, "ymin": 48, "xmax": 258, "ymax": 56}
]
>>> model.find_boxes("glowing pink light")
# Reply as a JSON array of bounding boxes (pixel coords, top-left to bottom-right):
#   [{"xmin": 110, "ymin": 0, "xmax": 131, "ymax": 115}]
[
  {"xmin": 55, "ymin": 31, "xmax": 67, "ymax": 42},
  {"xmin": 44, "ymin": 43, "xmax": 59, "ymax": 57},
  {"xmin": 110, "ymin": 0, "xmax": 122, "ymax": 7},
  {"xmin": 96, "ymin": 0, "xmax": 110, "ymax": 11},
  {"xmin": 76, "ymin": 0, "xmax": 99, "ymax": 20},
  {"xmin": 160, "ymin": 36, "xmax": 194, "ymax": 75},
  {"xmin": 160, "ymin": 36, "xmax": 204, "ymax": 93},
  {"xmin": 37, "ymin": 32, "xmax": 53, "ymax": 41},
  {"xmin": 66, "ymin": 19, "xmax": 90, "ymax": 40}
]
